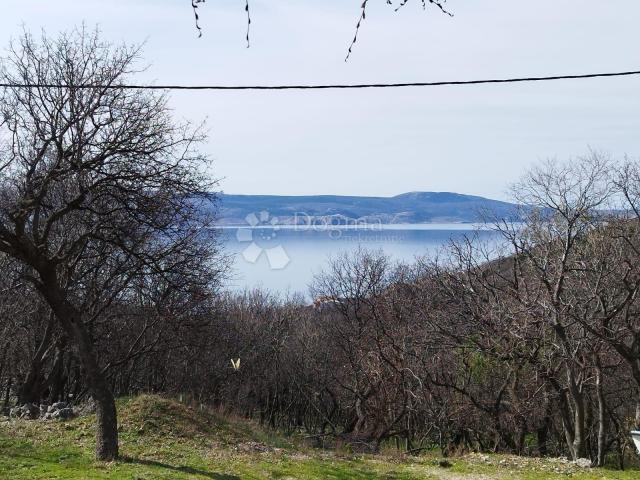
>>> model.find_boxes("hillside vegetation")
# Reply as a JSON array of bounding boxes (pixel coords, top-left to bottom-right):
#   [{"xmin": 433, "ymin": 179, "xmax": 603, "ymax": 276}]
[
  {"xmin": 1, "ymin": 395, "xmax": 638, "ymax": 479},
  {"xmin": 218, "ymin": 191, "xmax": 519, "ymax": 224}
]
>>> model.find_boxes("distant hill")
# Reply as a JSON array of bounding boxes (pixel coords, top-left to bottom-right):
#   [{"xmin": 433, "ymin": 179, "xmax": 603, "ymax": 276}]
[{"xmin": 217, "ymin": 191, "xmax": 519, "ymax": 225}]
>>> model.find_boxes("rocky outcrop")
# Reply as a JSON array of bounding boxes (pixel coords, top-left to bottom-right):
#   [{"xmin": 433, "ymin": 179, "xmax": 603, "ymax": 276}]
[
  {"xmin": 9, "ymin": 401, "xmax": 76, "ymax": 421},
  {"xmin": 9, "ymin": 403, "xmax": 40, "ymax": 419}
]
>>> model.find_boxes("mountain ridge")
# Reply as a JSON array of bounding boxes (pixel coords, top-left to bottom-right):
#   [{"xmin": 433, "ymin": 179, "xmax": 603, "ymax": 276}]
[{"xmin": 217, "ymin": 191, "xmax": 519, "ymax": 225}]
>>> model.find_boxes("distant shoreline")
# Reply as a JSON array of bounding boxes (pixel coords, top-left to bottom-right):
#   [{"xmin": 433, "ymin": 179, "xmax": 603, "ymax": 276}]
[
  {"xmin": 215, "ymin": 222, "xmax": 492, "ymax": 229},
  {"xmin": 214, "ymin": 191, "xmax": 520, "ymax": 225}
]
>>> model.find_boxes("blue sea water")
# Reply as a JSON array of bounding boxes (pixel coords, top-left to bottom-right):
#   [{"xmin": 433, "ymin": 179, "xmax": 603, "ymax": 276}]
[{"xmin": 220, "ymin": 223, "xmax": 502, "ymax": 296}]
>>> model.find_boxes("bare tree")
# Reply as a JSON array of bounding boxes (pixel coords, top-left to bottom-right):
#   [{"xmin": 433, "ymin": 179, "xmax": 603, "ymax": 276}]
[
  {"xmin": 190, "ymin": 0, "xmax": 453, "ymax": 59},
  {"xmin": 0, "ymin": 28, "xmax": 219, "ymax": 460},
  {"xmin": 481, "ymin": 153, "xmax": 616, "ymax": 461}
]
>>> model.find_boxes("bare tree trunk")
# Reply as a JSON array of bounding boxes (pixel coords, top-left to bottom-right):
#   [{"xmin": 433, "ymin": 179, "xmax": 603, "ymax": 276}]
[
  {"xmin": 537, "ymin": 422, "xmax": 549, "ymax": 456},
  {"xmin": 46, "ymin": 339, "xmax": 66, "ymax": 403},
  {"xmin": 565, "ymin": 365, "xmax": 587, "ymax": 460},
  {"xmin": 17, "ymin": 312, "xmax": 55, "ymax": 405},
  {"xmin": 2, "ymin": 377, "xmax": 11, "ymax": 414},
  {"xmin": 572, "ymin": 394, "xmax": 586, "ymax": 460},
  {"xmin": 67, "ymin": 316, "xmax": 118, "ymax": 460},
  {"xmin": 595, "ymin": 363, "xmax": 606, "ymax": 467},
  {"xmin": 38, "ymin": 274, "xmax": 118, "ymax": 461},
  {"xmin": 537, "ymin": 390, "xmax": 554, "ymax": 456},
  {"xmin": 556, "ymin": 389, "xmax": 578, "ymax": 460}
]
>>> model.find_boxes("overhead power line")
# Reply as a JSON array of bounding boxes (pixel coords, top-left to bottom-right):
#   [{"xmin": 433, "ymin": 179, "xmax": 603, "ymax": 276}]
[{"xmin": 0, "ymin": 69, "xmax": 639, "ymax": 91}]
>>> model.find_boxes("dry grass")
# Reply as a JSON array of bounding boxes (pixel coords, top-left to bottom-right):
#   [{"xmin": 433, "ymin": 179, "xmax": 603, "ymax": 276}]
[{"xmin": 1, "ymin": 394, "xmax": 639, "ymax": 479}]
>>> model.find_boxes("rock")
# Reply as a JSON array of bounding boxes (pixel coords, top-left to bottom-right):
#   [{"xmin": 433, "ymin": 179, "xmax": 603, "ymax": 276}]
[
  {"xmin": 9, "ymin": 403, "xmax": 40, "ymax": 419},
  {"xmin": 42, "ymin": 401, "xmax": 76, "ymax": 421},
  {"xmin": 8, "ymin": 401, "xmax": 75, "ymax": 421},
  {"xmin": 26, "ymin": 403, "xmax": 40, "ymax": 419},
  {"xmin": 51, "ymin": 407, "xmax": 75, "ymax": 420},
  {"xmin": 48, "ymin": 402, "xmax": 67, "ymax": 412},
  {"xmin": 574, "ymin": 458, "xmax": 592, "ymax": 468}
]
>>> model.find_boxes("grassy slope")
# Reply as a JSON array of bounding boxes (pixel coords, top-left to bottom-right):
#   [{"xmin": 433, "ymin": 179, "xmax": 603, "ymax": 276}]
[{"xmin": 1, "ymin": 395, "xmax": 639, "ymax": 480}]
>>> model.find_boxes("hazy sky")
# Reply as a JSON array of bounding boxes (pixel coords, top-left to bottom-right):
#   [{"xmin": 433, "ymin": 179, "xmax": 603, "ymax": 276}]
[{"xmin": 2, "ymin": 1, "xmax": 639, "ymax": 200}]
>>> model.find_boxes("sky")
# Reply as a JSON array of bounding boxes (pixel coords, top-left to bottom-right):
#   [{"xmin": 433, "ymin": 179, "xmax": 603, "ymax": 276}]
[{"xmin": 1, "ymin": 0, "xmax": 639, "ymax": 201}]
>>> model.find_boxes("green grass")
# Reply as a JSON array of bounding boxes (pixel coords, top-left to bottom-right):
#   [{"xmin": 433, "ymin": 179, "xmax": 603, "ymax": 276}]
[{"xmin": 1, "ymin": 394, "xmax": 639, "ymax": 479}]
